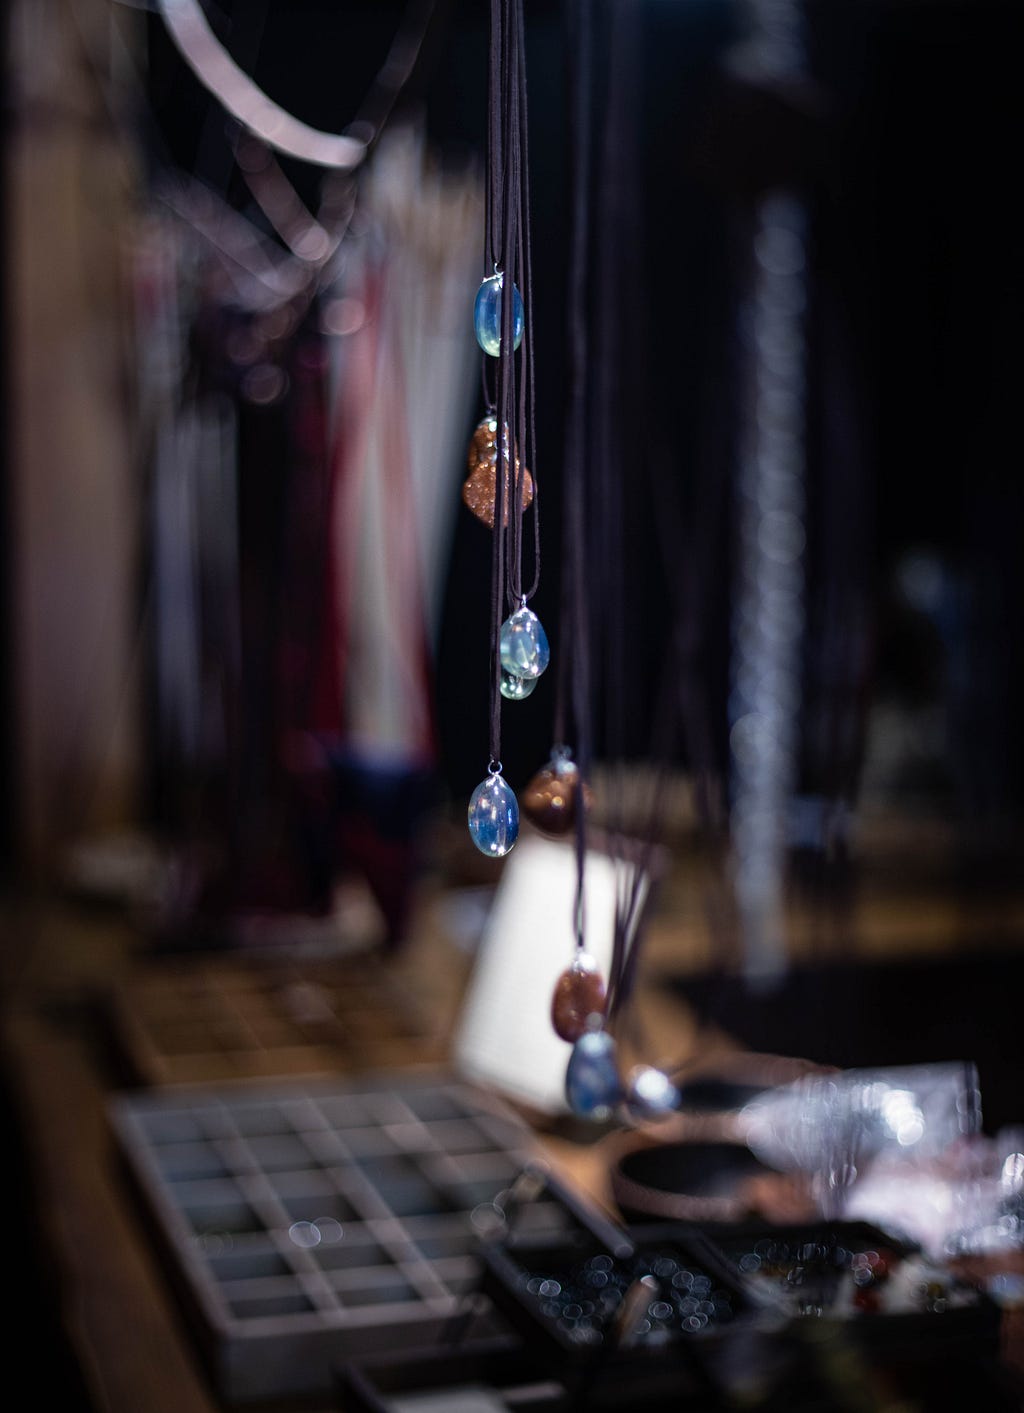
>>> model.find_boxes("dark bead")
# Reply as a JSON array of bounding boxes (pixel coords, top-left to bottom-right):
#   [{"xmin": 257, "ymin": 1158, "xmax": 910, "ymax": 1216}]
[{"xmin": 521, "ymin": 754, "xmax": 592, "ymax": 836}]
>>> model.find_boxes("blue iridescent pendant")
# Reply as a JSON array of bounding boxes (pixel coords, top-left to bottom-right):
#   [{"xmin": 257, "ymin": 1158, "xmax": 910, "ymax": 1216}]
[
  {"xmin": 474, "ymin": 275, "xmax": 524, "ymax": 358},
  {"xmin": 500, "ymin": 669, "xmax": 537, "ymax": 701},
  {"xmin": 499, "ymin": 607, "xmax": 550, "ymax": 680},
  {"xmin": 468, "ymin": 770, "xmax": 519, "ymax": 857},
  {"xmin": 565, "ymin": 1029, "xmax": 622, "ymax": 1120},
  {"xmin": 625, "ymin": 1066, "xmax": 680, "ymax": 1122}
]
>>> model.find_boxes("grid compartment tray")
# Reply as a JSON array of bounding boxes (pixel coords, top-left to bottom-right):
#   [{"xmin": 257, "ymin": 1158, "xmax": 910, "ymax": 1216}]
[
  {"xmin": 110, "ymin": 1074, "xmax": 574, "ymax": 1402},
  {"xmin": 108, "ymin": 955, "xmax": 443, "ymax": 1085}
]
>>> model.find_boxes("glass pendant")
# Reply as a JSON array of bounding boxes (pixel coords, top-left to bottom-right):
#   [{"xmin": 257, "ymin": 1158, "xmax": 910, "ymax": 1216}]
[
  {"xmin": 551, "ymin": 951, "xmax": 607, "ymax": 1042},
  {"xmin": 522, "ymin": 747, "xmax": 590, "ymax": 836},
  {"xmin": 499, "ymin": 606, "xmax": 550, "ymax": 680},
  {"xmin": 468, "ymin": 770, "xmax": 519, "ymax": 857},
  {"xmin": 462, "ymin": 414, "xmax": 533, "ymax": 529},
  {"xmin": 565, "ymin": 1028, "xmax": 621, "ymax": 1120},
  {"xmin": 625, "ymin": 1065, "xmax": 680, "ymax": 1122},
  {"xmin": 500, "ymin": 669, "xmax": 537, "ymax": 701},
  {"xmin": 474, "ymin": 274, "xmax": 524, "ymax": 357}
]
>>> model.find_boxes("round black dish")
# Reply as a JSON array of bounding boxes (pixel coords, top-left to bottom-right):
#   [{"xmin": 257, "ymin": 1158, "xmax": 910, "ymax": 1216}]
[{"xmin": 612, "ymin": 1141, "xmax": 774, "ymax": 1223}]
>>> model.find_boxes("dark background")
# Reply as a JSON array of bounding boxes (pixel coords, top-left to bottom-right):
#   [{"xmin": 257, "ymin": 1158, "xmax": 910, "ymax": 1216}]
[
  {"xmin": 3, "ymin": 0, "xmax": 1020, "ymax": 871},
  {"xmin": 134, "ymin": 0, "xmax": 1023, "ymax": 824}
]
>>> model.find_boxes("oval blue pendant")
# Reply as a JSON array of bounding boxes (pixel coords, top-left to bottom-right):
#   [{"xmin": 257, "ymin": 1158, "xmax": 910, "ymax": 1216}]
[
  {"xmin": 468, "ymin": 771, "xmax": 519, "ymax": 857},
  {"xmin": 500, "ymin": 668, "xmax": 537, "ymax": 701},
  {"xmin": 565, "ymin": 1030, "xmax": 621, "ymax": 1120},
  {"xmin": 625, "ymin": 1065, "xmax": 680, "ymax": 1122},
  {"xmin": 474, "ymin": 275, "xmax": 524, "ymax": 358},
  {"xmin": 499, "ymin": 607, "xmax": 550, "ymax": 680}
]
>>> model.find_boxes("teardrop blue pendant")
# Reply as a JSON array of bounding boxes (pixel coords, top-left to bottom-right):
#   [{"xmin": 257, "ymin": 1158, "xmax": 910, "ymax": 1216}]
[
  {"xmin": 474, "ymin": 275, "xmax": 524, "ymax": 358},
  {"xmin": 565, "ymin": 1029, "xmax": 621, "ymax": 1120},
  {"xmin": 468, "ymin": 770, "xmax": 519, "ymax": 857},
  {"xmin": 499, "ymin": 607, "xmax": 550, "ymax": 680}
]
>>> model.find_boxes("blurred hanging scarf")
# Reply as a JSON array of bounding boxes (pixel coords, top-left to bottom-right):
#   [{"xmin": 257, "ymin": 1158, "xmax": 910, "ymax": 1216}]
[{"xmin": 107, "ymin": 1, "xmax": 483, "ymax": 924}]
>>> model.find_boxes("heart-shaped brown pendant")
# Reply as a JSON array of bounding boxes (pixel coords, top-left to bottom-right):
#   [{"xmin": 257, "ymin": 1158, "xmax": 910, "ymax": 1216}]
[{"xmin": 462, "ymin": 414, "xmax": 534, "ymax": 528}]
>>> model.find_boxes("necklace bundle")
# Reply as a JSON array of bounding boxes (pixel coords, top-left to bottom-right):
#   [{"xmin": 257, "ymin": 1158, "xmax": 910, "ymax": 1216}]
[
  {"xmin": 465, "ymin": 0, "xmax": 548, "ymax": 858},
  {"xmin": 539, "ymin": 0, "xmax": 685, "ymax": 1126}
]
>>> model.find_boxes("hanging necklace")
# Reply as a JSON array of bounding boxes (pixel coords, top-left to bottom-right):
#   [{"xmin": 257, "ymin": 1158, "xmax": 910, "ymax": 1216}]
[
  {"xmin": 534, "ymin": 0, "xmax": 599, "ymax": 1055},
  {"xmin": 542, "ymin": 0, "xmax": 618, "ymax": 1117},
  {"xmin": 543, "ymin": 0, "xmax": 685, "ymax": 1127},
  {"xmin": 465, "ymin": 0, "xmax": 547, "ymax": 859},
  {"xmin": 729, "ymin": 0, "xmax": 810, "ymax": 983}
]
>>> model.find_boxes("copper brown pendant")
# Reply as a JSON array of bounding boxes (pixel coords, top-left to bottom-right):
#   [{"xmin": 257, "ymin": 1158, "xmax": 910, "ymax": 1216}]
[
  {"xmin": 521, "ymin": 751, "xmax": 590, "ymax": 837},
  {"xmin": 551, "ymin": 953, "xmax": 607, "ymax": 1043},
  {"xmin": 462, "ymin": 413, "xmax": 534, "ymax": 528}
]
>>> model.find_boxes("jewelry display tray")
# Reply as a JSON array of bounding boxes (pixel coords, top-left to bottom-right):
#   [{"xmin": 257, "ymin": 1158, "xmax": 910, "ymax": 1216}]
[
  {"xmin": 477, "ymin": 1219, "xmax": 761, "ymax": 1406},
  {"xmin": 109, "ymin": 1074, "xmax": 575, "ymax": 1402},
  {"xmin": 691, "ymin": 1218, "xmax": 1002, "ymax": 1358},
  {"xmin": 342, "ymin": 1211, "xmax": 762, "ymax": 1411},
  {"xmin": 385, "ymin": 1218, "xmax": 1000, "ymax": 1413},
  {"xmin": 107, "ymin": 955, "xmax": 443, "ymax": 1087},
  {"xmin": 471, "ymin": 1197, "xmax": 1002, "ymax": 1396}
]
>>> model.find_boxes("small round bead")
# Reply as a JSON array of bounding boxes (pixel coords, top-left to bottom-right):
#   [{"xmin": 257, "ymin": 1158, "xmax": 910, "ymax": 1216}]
[{"xmin": 626, "ymin": 1065, "xmax": 681, "ymax": 1121}]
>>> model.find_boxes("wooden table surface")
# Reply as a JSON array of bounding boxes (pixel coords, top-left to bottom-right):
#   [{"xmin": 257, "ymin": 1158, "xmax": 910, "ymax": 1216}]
[
  {"xmin": 4, "ymin": 854, "xmax": 1023, "ymax": 1413},
  {"xmin": 0, "ymin": 883, "xmax": 710, "ymax": 1413}
]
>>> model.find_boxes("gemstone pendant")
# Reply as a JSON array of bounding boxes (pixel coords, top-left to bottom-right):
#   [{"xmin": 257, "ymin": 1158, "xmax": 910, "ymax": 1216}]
[
  {"xmin": 500, "ymin": 669, "xmax": 537, "ymax": 701},
  {"xmin": 625, "ymin": 1065, "xmax": 681, "ymax": 1122},
  {"xmin": 468, "ymin": 771, "xmax": 519, "ymax": 857},
  {"xmin": 551, "ymin": 952, "xmax": 607, "ymax": 1042},
  {"xmin": 522, "ymin": 748, "xmax": 589, "ymax": 836},
  {"xmin": 474, "ymin": 275, "xmax": 524, "ymax": 357},
  {"xmin": 565, "ymin": 1028, "xmax": 621, "ymax": 1120},
  {"xmin": 499, "ymin": 607, "xmax": 550, "ymax": 680},
  {"xmin": 462, "ymin": 414, "xmax": 534, "ymax": 529}
]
